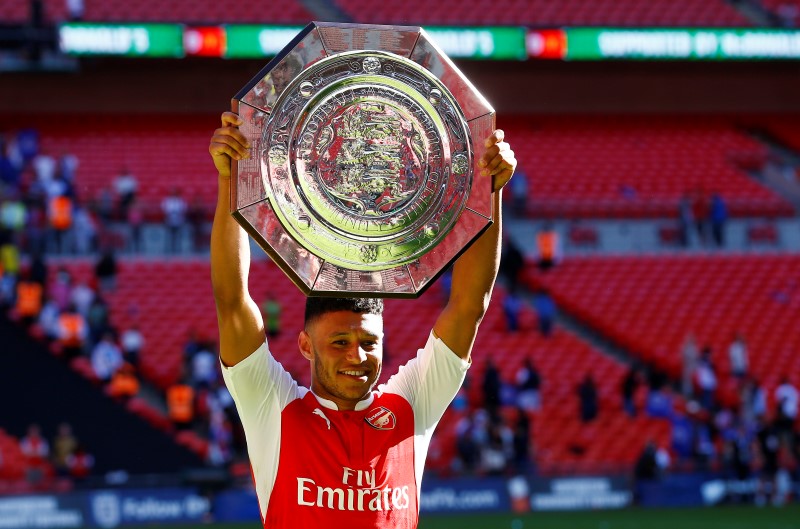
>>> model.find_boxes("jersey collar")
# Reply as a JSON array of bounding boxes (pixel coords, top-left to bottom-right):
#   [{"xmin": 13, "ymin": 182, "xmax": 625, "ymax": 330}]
[{"xmin": 311, "ymin": 391, "xmax": 375, "ymax": 411}]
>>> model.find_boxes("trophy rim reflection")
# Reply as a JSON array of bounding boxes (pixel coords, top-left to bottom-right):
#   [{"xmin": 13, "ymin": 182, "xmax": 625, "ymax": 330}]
[{"xmin": 230, "ymin": 21, "xmax": 495, "ymax": 298}]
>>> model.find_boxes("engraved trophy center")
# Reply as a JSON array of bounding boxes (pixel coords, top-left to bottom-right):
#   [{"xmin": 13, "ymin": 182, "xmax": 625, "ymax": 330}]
[{"xmin": 303, "ymin": 92, "xmax": 429, "ymax": 221}]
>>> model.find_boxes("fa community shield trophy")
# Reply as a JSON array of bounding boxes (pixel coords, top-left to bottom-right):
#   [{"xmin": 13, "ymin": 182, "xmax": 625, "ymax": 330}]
[{"xmin": 230, "ymin": 21, "xmax": 495, "ymax": 298}]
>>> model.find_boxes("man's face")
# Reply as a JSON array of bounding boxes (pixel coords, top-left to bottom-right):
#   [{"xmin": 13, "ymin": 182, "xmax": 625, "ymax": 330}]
[{"xmin": 300, "ymin": 310, "xmax": 384, "ymax": 410}]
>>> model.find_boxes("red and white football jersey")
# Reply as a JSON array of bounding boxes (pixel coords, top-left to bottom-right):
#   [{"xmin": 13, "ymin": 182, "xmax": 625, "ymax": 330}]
[{"xmin": 221, "ymin": 332, "xmax": 469, "ymax": 529}]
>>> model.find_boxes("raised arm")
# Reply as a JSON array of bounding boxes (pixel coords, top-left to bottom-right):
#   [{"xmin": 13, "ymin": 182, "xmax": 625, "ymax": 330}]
[
  {"xmin": 209, "ymin": 112, "xmax": 265, "ymax": 366},
  {"xmin": 433, "ymin": 130, "xmax": 516, "ymax": 361}
]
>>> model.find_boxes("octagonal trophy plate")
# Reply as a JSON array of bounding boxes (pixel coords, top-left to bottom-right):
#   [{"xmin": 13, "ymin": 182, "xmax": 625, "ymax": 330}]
[{"xmin": 231, "ymin": 21, "xmax": 495, "ymax": 298}]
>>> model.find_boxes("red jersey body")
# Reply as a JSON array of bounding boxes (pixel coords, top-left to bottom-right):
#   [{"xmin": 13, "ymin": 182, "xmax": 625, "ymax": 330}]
[{"xmin": 222, "ymin": 332, "xmax": 468, "ymax": 529}]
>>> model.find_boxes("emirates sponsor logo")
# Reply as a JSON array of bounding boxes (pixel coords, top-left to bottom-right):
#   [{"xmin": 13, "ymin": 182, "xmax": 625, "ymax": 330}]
[{"xmin": 365, "ymin": 406, "xmax": 396, "ymax": 430}]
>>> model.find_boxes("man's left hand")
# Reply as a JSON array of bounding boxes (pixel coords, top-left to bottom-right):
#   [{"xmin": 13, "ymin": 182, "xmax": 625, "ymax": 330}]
[{"xmin": 480, "ymin": 129, "xmax": 516, "ymax": 193}]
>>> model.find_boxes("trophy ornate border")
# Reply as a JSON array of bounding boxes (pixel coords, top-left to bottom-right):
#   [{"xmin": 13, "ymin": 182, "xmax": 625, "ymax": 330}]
[{"xmin": 230, "ymin": 22, "xmax": 495, "ymax": 298}]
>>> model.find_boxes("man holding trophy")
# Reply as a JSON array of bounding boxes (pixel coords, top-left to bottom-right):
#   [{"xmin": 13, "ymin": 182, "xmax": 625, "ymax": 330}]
[{"xmin": 208, "ymin": 22, "xmax": 516, "ymax": 529}]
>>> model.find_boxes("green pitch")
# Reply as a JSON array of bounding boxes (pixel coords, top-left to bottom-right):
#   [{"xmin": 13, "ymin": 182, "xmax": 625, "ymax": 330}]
[{"xmin": 130, "ymin": 505, "xmax": 800, "ymax": 529}]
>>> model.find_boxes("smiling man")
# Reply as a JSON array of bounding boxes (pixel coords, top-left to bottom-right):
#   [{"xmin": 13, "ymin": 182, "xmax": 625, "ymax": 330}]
[{"xmin": 209, "ymin": 111, "xmax": 516, "ymax": 529}]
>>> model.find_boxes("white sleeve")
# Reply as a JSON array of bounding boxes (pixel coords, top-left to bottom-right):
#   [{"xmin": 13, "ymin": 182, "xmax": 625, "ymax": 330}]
[
  {"xmin": 380, "ymin": 332, "xmax": 470, "ymax": 492},
  {"xmin": 220, "ymin": 342, "xmax": 304, "ymax": 518},
  {"xmin": 381, "ymin": 332, "xmax": 470, "ymax": 434}
]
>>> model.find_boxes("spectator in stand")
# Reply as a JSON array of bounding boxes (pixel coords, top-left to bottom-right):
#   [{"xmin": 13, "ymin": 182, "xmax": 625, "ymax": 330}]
[
  {"xmin": 502, "ymin": 290, "xmax": 522, "ymax": 332},
  {"xmin": 709, "ymin": 192, "xmax": 728, "ymax": 247},
  {"xmin": 188, "ymin": 196, "xmax": 208, "ymax": 251},
  {"xmin": 167, "ymin": 378, "xmax": 196, "ymax": 430},
  {"xmin": 482, "ymin": 358, "xmax": 502, "ymax": 415},
  {"xmin": 86, "ymin": 295, "xmax": 111, "ymax": 345},
  {"xmin": 1, "ymin": 190, "xmax": 26, "ymax": 244},
  {"xmin": 108, "ymin": 362, "xmax": 140, "ymax": 402},
  {"xmin": 0, "ymin": 227, "xmax": 20, "ymax": 278},
  {"xmin": 91, "ymin": 332, "xmax": 124, "ymax": 383},
  {"xmin": 126, "ymin": 198, "xmax": 144, "ymax": 253},
  {"xmin": 161, "ymin": 188, "xmax": 187, "ymax": 253},
  {"xmin": 480, "ymin": 420, "xmax": 512, "ymax": 476},
  {"xmin": 120, "ymin": 323, "xmax": 144, "ymax": 369},
  {"xmin": 57, "ymin": 303, "xmax": 88, "ymax": 360},
  {"xmin": 15, "ymin": 268, "xmax": 43, "ymax": 327},
  {"xmin": 38, "ymin": 297, "xmax": 61, "ymax": 340},
  {"xmin": 499, "ymin": 234, "xmax": 524, "ymax": 294},
  {"xmin": 33, "ymin": 151, "xmax": 56, "ymax": 186},
  {"xmin": 775, "ymin": 377, "xmax": 798, "ymax": 437},
  {"xmin": 691, "ymin": 188, "xmax": 709, "ymax": 246},
  {"xmin": 534, "ymin": 222, "xmax": 561, "ymax": 272},
  {"xmin": 24, "ymin": 205, "xmax": 47, "ymax": 255},
  {"xmin": 515, "ymin": 357, "xmax": 541, "ymax": 412},
  {"xmin": 578, "ymin": 373, "xmax": 598, "ymax": 423},
  {"xmin": 94, "ymin": 249, "xmax": 118, "ymax": 293},
  {"xmin": 47, "ymin": 192, "xmax": 74, "ymax": 254},
  {"xmin": 94, "ymin": 187, "xmax": 114, "ymax": 223},
  {"xmin": 755, "ymin": 415, "xmax": 781, "ymax": 505},
  {"xmin": 191, "ymin": 342, "xmax": 218, "ymax": 388},
  {"xmin": 680, "ymin": 334, "xmax": 699, "ymax": 397},
  {"xmin": 113, "ymin": 167, "xmax": 138, "ymax": 218},
  {"xmin": 51, "ymin": 423, "xmax": 77, "ymax": 477},
  {"xmin": 740, "ymin": 376, "xmax": 767, "ymax": 427},
  {"xmin": 695, "ymin": 347, "xmax": 718, "ymax": 410},
  {"xmin": 69, "ymin": 280, "xmax": 95, "ymax": 319},
  {"xmin": 260, "ymin": 294, "xmax": 282, "ymax": 339},
  {"xmin": 728, "ymin": 332, "xmax": 748, "ymax": 379},
  {"xmin": 621, "ymin": 365, "xmax": 640, "ymax": 417},
  {"xmin": 66, "ymin": 444, "xmax": 94, "ymax": 481},
  {"xmin": 532, "ymin": 288, "xmax": 556, "ymax": 338},
  {"xmin": 72, "ymin": 206, "xmax": 97, "ymax": 255},
  {"xmin": 58, "ymin": 151, "xmax": 79, "ymax": 186},
  {"xmin": 511, "ymin": 408, "xmax": 532, "ymax": 473},
  {"xmin": 20, "ymin": 424, "xmax": 49, "ymax": 484},
  {"xmin": 29, "ymin": 252, "xmax": 47, "ymax": 288},
  {"xmin": 678, "ymin": 193, "xmax": 693, "ymax": 247},
  {"xmin": 66, "ymin": 0, "xmax": 85, "ymax": 21},
  {"xmin": 509, "ymin": 166, "xmax": 529, "ymax": 217}
]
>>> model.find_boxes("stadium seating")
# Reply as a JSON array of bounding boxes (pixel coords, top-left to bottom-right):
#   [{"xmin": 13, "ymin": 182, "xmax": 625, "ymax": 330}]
[
  {"xmin": 336, "ymin": 0, "xmax": 752, "ymax": 27},
  {"xmin": 523, "ymin": 255, "xmax": 800, "ymax": 409},
  {"xmin": 46, "ymin": 257, "xmax": 672, "ymax": 473},
  {"xmin": 0, "ymin": 0, "xmax": 312, "ymax": 24},
  {"xmin": 503, "ymin": 116, "xmax": 793, "ymax": 218},
  {"xmin": 8, "ymin": 114, "xmax": 791, "ymax": 225}
]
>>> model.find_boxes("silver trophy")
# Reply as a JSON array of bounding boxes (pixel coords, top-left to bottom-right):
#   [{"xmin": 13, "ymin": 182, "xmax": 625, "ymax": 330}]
[{"xmin": 231, "ymin": 22, "xmax": 495, "ymax": 298}]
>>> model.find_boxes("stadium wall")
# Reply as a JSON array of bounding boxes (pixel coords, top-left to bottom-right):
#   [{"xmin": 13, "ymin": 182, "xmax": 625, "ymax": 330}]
[{"xmin": 2, "ymin": 59, "xmax": 800, "ymax": 115}]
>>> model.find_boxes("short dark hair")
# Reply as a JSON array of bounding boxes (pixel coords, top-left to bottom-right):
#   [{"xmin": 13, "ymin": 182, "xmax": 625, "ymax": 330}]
[{"xmin": 304, "ymin": 297, "xmax": 384, "ymax": 327}]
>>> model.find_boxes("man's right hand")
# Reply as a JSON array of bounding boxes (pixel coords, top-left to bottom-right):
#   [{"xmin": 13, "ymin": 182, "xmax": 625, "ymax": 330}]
[{"xmin": 209, "ymin": 111, "xmax": 251, "ymax": 179}]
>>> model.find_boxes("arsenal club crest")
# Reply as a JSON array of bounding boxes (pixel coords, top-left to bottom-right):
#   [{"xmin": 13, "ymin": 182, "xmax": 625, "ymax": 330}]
[{"xmin": 365, "ymin": 406, "xmax": 396, "ymax": 430}]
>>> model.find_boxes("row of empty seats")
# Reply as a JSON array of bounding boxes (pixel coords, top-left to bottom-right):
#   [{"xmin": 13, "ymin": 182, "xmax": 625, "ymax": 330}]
[
  {"xmin": 503, "ymin": 116, "xmax": 793, "ymax": 218},
  {"xmin": 524, "ymin": 254, "xmax": 800, "ymax": 410},
  {"xmin": 336, "ymin": 0, "xmax": 752, "ymax": 27},
  {"xmin": 0, "ymin": 0, "xmax": 312, "ymax": 24},
  {"xmin": 1, "ymin": 0, "xmax": 752, "ymax": 27}
]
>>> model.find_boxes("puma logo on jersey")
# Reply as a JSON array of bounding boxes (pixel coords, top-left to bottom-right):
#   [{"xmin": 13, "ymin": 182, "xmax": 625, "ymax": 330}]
[
  {"xmin": 365, "ymin": 406, "xmax": 396, "ymax": 430},
  {"xmin": 312, "ymin": 408, "xmax": 331, "ymax": 430}
]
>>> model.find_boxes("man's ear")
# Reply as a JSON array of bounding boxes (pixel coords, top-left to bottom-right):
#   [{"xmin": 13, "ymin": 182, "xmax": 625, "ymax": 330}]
[{"xmin": 298, "ymin": 331, "xmax": 313, "ymax": 361}]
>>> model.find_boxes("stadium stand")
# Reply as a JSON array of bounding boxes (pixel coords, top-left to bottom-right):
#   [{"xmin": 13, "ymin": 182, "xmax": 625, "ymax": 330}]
[
  {"xmin": 6, "ymin": 114, "xmax": 792, "ymax": 227},
  {"xmin": 335, "ymin": 0, "xmax": 752, "ymax": 27},
  {"xmin": 504, "ymin": 116, "xmax": 793, "ymax": 218},
  {"xmin": 0, "ymin": 0, "xmax": 313, "ymax": 24},
  {"xmin": 523, "ymin": 254, "xmax": 800, "ymax": 409}
]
